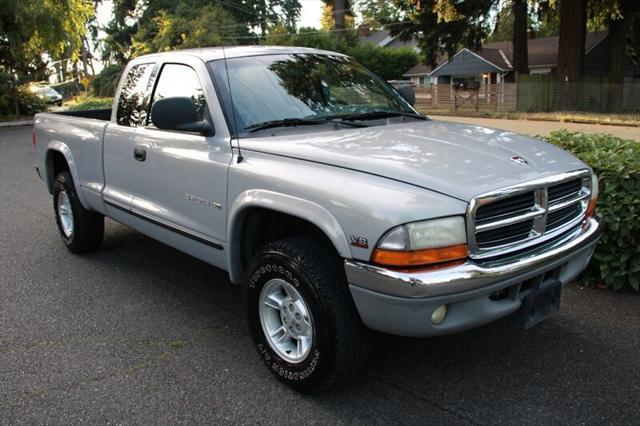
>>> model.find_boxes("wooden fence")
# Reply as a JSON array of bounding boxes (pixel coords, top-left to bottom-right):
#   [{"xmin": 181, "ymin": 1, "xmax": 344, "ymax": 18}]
[
  {"xmin": 405, "ymin": 78, "xmax": 640, "ymax": 113},
  {"xmin": 414, "ymin": 84, "xmax": 517, "ymax": 113}
]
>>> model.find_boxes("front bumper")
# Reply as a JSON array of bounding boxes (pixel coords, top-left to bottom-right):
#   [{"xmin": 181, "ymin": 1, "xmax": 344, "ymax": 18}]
[{"xmin": 345, "ymin": 216, "xmax": 602, "ymax": 337}]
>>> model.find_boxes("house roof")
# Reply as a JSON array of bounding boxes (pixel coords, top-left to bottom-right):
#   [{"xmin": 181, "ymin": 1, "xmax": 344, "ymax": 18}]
[
  {"xmin": 359, "ymin": 29, "xmax": 419, "ymax": 50},
  {"xmin": 483, "ymin": 31, "xmax": 608, "ymax": 68},
  {"xmin": 402, "ymin": 31, "xmax": 609, "ymax": 77}
]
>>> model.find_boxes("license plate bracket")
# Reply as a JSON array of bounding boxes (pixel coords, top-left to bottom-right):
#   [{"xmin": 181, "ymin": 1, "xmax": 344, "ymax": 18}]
[{"xmin": 515, "ymin": 279, "xmax": 561, "ymax": 330}]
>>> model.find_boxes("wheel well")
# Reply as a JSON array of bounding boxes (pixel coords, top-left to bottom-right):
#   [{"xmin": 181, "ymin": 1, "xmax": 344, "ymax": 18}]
[
  {"xmin": 47, "ymin": 150, "xmax": 69, "ymax": 191},
  {"xmin": 238, "ymin": 208, "xmax": 338, "ymax": 273}
]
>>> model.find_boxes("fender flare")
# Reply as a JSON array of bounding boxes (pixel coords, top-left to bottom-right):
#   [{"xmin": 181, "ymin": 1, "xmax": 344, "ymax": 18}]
[
  {"xmin": 45, "ymin": 141, "xmax": 89, "ymax": 208},
  {"xmin": 227, "ymin": 189, "xmax": 352, "ymax": 283}
]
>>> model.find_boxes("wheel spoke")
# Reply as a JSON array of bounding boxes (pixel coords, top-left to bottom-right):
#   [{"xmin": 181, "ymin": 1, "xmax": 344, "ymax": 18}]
[
  {"xmin": 270, "ymin": 325, "xmax": 288, "ymax": 343},
  {"xmin": 263, "ymin": 292, "xmax": 283, "ymax": 310},
  {"xmin": 296, "ymin": 336, "xmax": 310, "ymax": 357}
]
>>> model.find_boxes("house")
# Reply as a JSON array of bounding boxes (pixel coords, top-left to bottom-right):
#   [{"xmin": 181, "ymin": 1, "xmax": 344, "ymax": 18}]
[{"xmin": 403, "ymin": 31, "xmax": 639, "ymax": 86}]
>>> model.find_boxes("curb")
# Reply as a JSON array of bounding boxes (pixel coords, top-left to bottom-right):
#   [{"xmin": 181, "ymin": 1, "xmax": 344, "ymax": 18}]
[
  {"xmin": 424, "ymin": 112, "xmax": 640, "ymax": 128},
  {"xmin": 0, "ymin": 120, "xmax": 33, "ymax": 128}
]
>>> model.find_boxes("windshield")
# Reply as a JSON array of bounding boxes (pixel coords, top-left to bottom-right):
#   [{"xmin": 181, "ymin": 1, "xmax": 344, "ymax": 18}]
[{"xmin": 209, "ymin": 53, "xmax": 416, "ymax": 134}]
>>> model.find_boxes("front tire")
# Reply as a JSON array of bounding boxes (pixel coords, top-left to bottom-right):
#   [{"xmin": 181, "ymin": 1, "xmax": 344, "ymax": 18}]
[
  {"xmin": 53, "ymin": 172, "xmax": 104, "ymax": 253},
  {"xmin": 246, "ymin": 237, "xmax": 371, "ymax": 393}
]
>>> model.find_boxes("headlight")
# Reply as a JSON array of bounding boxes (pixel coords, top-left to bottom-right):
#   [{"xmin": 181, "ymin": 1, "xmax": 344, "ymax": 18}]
[{"xmin": 372, "ymin": 216, "xmax": 468, "ymax": 267}]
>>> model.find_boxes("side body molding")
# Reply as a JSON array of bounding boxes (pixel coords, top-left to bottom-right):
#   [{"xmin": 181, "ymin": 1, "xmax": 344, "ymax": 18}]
[
  {"xmin": 227, "ymin": 189, "xmax": 351, "ymax": 283},
  {"xmin": 44, "ymin": 141, "xmax": 89, "ymax": 208}
]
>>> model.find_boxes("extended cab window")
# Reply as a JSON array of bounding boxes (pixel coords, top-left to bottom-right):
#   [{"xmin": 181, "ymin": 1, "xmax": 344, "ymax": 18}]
[
  {"xmin": 148, "ymin": 63, "xmax": 206, "ymax": 127},
  {"xmin": 116, "ymin": 63, "xmax": 156, "ymax": 127}
]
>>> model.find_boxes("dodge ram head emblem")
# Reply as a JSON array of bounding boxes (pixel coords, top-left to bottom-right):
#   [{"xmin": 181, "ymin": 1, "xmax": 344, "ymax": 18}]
[{"xmin": 510, "ymin": 156, "xmax": 528, "ymax": 166}]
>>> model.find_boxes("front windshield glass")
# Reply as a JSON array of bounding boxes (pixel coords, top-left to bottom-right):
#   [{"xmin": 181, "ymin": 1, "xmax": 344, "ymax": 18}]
[{"xmin": 209, "ymin": 53, "xmax": 416, "ymax": 134}]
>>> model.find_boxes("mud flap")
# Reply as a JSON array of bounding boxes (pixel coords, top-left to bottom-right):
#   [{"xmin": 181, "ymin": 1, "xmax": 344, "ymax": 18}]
[{"xmin": 515, "ymin": 279, "xmax": 561, "ymax": 330}]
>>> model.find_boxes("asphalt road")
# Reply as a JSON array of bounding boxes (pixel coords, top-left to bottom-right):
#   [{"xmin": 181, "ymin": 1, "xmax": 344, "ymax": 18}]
[{"xmin": 2, "ymin": 126, "xmax": 639, "ymax": 424}]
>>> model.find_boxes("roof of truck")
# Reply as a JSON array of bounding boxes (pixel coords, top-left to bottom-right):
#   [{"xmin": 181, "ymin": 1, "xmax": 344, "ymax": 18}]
[{"xmin": 132, "ymin": 45, "xmax": 344, "ymax": 63}]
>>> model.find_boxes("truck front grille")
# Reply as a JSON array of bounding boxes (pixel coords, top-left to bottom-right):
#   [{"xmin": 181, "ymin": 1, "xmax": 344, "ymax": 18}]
[{"xmin": 467, "ymin": 170, "xmax": 592, "ymax": 259}]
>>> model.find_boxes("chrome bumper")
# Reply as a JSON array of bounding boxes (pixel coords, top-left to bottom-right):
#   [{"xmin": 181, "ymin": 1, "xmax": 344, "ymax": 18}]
[{"xmin": 345, "ymin": 216, "xmax": 602, "ymax": 299}]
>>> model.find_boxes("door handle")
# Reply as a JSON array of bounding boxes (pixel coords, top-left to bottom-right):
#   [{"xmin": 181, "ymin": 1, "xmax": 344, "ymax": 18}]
[{"xmin": 133, "ymin": 146, "xmax": 147, "ymax": 162}]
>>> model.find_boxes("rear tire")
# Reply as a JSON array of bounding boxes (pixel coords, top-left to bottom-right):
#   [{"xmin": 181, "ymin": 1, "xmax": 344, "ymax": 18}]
[
  {"xmin": 246, "ymin": 237, "xmax": 371, "ymax": 393},
  {"xmin": 53, "ymin": 171, "xmax": 104, "ymax": 253}
]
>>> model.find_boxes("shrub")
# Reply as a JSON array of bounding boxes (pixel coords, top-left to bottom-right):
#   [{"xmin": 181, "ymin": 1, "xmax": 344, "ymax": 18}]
[
  {"xmin": 544, "ymin": 130, "xmax": 640, "ymax": 291},
  {"xmin": 91, "ymin": 65, "xmax": 123, "ymax": 98}
]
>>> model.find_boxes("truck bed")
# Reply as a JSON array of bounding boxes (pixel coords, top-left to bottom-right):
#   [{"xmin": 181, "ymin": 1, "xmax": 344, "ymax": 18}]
[{"xmin": 51, "ymin": 108, "xmax": 112, "ymax": 121}]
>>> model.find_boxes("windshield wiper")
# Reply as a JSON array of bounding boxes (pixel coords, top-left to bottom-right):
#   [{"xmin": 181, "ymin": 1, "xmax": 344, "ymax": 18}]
[
  {"xmin": 326, "ymin": 111, "xmax": 428, "ymax": 121},
  {"xmin": 246, "ymin": 117, "xmax": 367, "ymax": 132}
]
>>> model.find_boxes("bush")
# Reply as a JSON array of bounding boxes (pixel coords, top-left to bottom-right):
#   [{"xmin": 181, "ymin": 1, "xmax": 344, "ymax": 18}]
[
  {"xmin": 544, "ymin": 130, "xmax": 640, "ymax": 291},
  {"xmin": 91, "ymin": 65, "xmax": 123, "ymax": 98},
  {"xmin": 67, "ymin": 96, "xmax": 113, "ymax": 111}
]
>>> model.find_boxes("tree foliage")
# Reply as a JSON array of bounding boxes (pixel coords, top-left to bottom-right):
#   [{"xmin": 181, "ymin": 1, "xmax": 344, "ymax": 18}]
[
  {"xmin": 0, "ymin": 0, "xmax": 94, "ymax": 76},
  {"xmin": 262, "ymin": 27, "xmax": 419, "ymax": 80},
  {"xmin": 388, "ymin": 0, "xmax": 495, "ymax": 67},
  {"xmin": 101, "ymin": 0, "xmax": 303, "ymax": 64}
]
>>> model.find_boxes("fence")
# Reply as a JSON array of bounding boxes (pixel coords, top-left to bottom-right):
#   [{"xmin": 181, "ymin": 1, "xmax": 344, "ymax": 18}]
[{"xmin": 405, "ymin": 77, "xmax": 640, "ymax": 114}]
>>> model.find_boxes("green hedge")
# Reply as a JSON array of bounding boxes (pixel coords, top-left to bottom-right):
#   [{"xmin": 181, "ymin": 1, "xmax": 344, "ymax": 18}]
[
  {"xmin": 544, "ymin": 130, "xmax": 640, "ymax": 291},
  {"xmin": 67, "ymin": 96, "xmax": 113, "ymax": 111}
]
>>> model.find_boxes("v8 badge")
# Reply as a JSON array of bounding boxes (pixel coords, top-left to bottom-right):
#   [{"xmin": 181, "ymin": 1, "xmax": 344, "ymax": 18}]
[{"xmin": 349, "ymin": 235, "xmax": 369, "ymax": 249}]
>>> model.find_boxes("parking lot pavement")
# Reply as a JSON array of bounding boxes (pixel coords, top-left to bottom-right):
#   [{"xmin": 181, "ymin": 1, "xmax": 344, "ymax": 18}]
[{"xmin": 1, "ymin": 126, "xmax": 639, "ymax": 424}]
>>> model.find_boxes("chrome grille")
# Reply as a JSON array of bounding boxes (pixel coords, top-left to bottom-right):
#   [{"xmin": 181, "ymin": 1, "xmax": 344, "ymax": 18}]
[{"xmin": 467, "ymin": 170, "xmax": 592, "ymax": 259}]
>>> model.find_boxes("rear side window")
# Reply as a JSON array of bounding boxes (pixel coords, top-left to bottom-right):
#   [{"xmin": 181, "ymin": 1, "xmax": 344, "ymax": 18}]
[
  {"xmin": 148, "ymin": 63, "xmax": 206, "ymax": 127},
  {"xmin": 116, "ymin": 63, "xmax": 156, "ymax": 127}
]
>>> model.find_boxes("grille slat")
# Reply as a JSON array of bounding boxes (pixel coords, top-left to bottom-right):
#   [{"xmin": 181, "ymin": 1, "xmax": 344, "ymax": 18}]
[{"xmin": 470, "ymin": 174, "xmax": 590, "ymax": 259}]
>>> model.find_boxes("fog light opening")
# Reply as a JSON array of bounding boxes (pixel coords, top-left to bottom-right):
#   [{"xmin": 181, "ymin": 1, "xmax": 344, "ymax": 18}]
[{"xmin": 431, "ymin": 304, "xmax": 448, "ymax": 325}]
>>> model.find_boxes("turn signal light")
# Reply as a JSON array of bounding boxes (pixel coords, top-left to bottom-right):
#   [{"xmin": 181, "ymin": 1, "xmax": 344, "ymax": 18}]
[
  {"xmin": 586, "ymin": 196, "xmax": 598, "ymax": 219},
  {"xmin": 371, "ymin": 244, "xmax": 469, "ymax": 267}
]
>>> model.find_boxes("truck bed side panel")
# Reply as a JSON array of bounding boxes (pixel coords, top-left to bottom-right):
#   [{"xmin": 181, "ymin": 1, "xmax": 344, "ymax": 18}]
[{"xmin": 34, "ymin": 113, "xmax": 109, "ymax": 214}]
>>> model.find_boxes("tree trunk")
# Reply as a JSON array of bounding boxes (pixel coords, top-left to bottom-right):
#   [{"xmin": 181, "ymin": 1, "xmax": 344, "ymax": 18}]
[
  {"xmin": 334, "ymin": 0, "xmax": 346, "ymax": 37},
  {"xmin": 512, "ymin": 0, "xmax": 529, "ymax": 77},
  {"xmin": 554, "ymin": 0, "xmax": 586, "ymax": 110},
  {"xmin": 606, "ymin": 0, "xmax": 632, "ymax": 112}
]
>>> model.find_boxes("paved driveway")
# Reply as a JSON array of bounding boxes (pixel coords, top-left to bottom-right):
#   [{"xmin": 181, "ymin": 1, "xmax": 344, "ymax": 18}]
[
  {"xmin": 433, "ymin": 115, "xmax": 640, "ymax": 141},
  {"xmin": 1, "ymin": 126, "xmax": 639, "ymax": 424}
]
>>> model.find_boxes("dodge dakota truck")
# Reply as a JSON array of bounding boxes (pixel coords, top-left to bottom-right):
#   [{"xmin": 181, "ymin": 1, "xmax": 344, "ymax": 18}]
[{"xmin": 34, "ymin": 46, "xmax": 602, "ymax": 393}]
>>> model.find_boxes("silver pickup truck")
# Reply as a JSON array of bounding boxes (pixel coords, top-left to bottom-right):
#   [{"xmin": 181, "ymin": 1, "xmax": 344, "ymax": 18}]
[{"xmin": 34, "ymin": 46, "xmax": 602, "ymax": 393}]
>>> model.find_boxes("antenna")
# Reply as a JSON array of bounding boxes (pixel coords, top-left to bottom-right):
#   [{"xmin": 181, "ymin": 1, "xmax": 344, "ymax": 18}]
[{"xmin": 221, "ymin": 43, "xmax": 243, "ymax": 163}]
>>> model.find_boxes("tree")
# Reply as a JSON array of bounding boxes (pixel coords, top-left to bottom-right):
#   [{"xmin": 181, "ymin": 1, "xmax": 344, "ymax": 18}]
[
  {"xmin": 132, "ymin": 4, "xmax": 240, "ymax": 54},
  {"xmin": 356, "ymin": 0, "xmax": 404, "ymax": 30},
  {"xmin": 513, "ymin": 0, "xmax": 529, "ymax": 75},
  {"xmin": 555, "ymin": 0, "xmax": 587, "ymax": 109},
  {"xmin": 487, "ymin": 5, "xmax": 514, "ymax": 42},
  {"xmin": 390, "ymin": 0, "xmax": 495, "ymax": 67},
  {"xmin": 0, "ymin": 0, "xmax": 94, "ymax": 113},
  {"xmin": 321, "ymin": 0, "xmax": 354, "ymax": 34}
]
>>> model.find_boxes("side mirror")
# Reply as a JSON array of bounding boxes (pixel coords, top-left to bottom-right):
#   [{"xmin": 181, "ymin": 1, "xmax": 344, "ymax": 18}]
[
  {"xmin": 151, "ymin": 97, "xmax": 213, "ymax": 136},
  {"xmin": 397, "ymin": 85, "xmax": 416, "ymax": 106}
]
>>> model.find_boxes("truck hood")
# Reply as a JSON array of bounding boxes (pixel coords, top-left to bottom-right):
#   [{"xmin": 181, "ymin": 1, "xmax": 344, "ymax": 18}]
[{"xmin": 239, "ymin": 120, "xmax": 587, "ymax": 201}]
